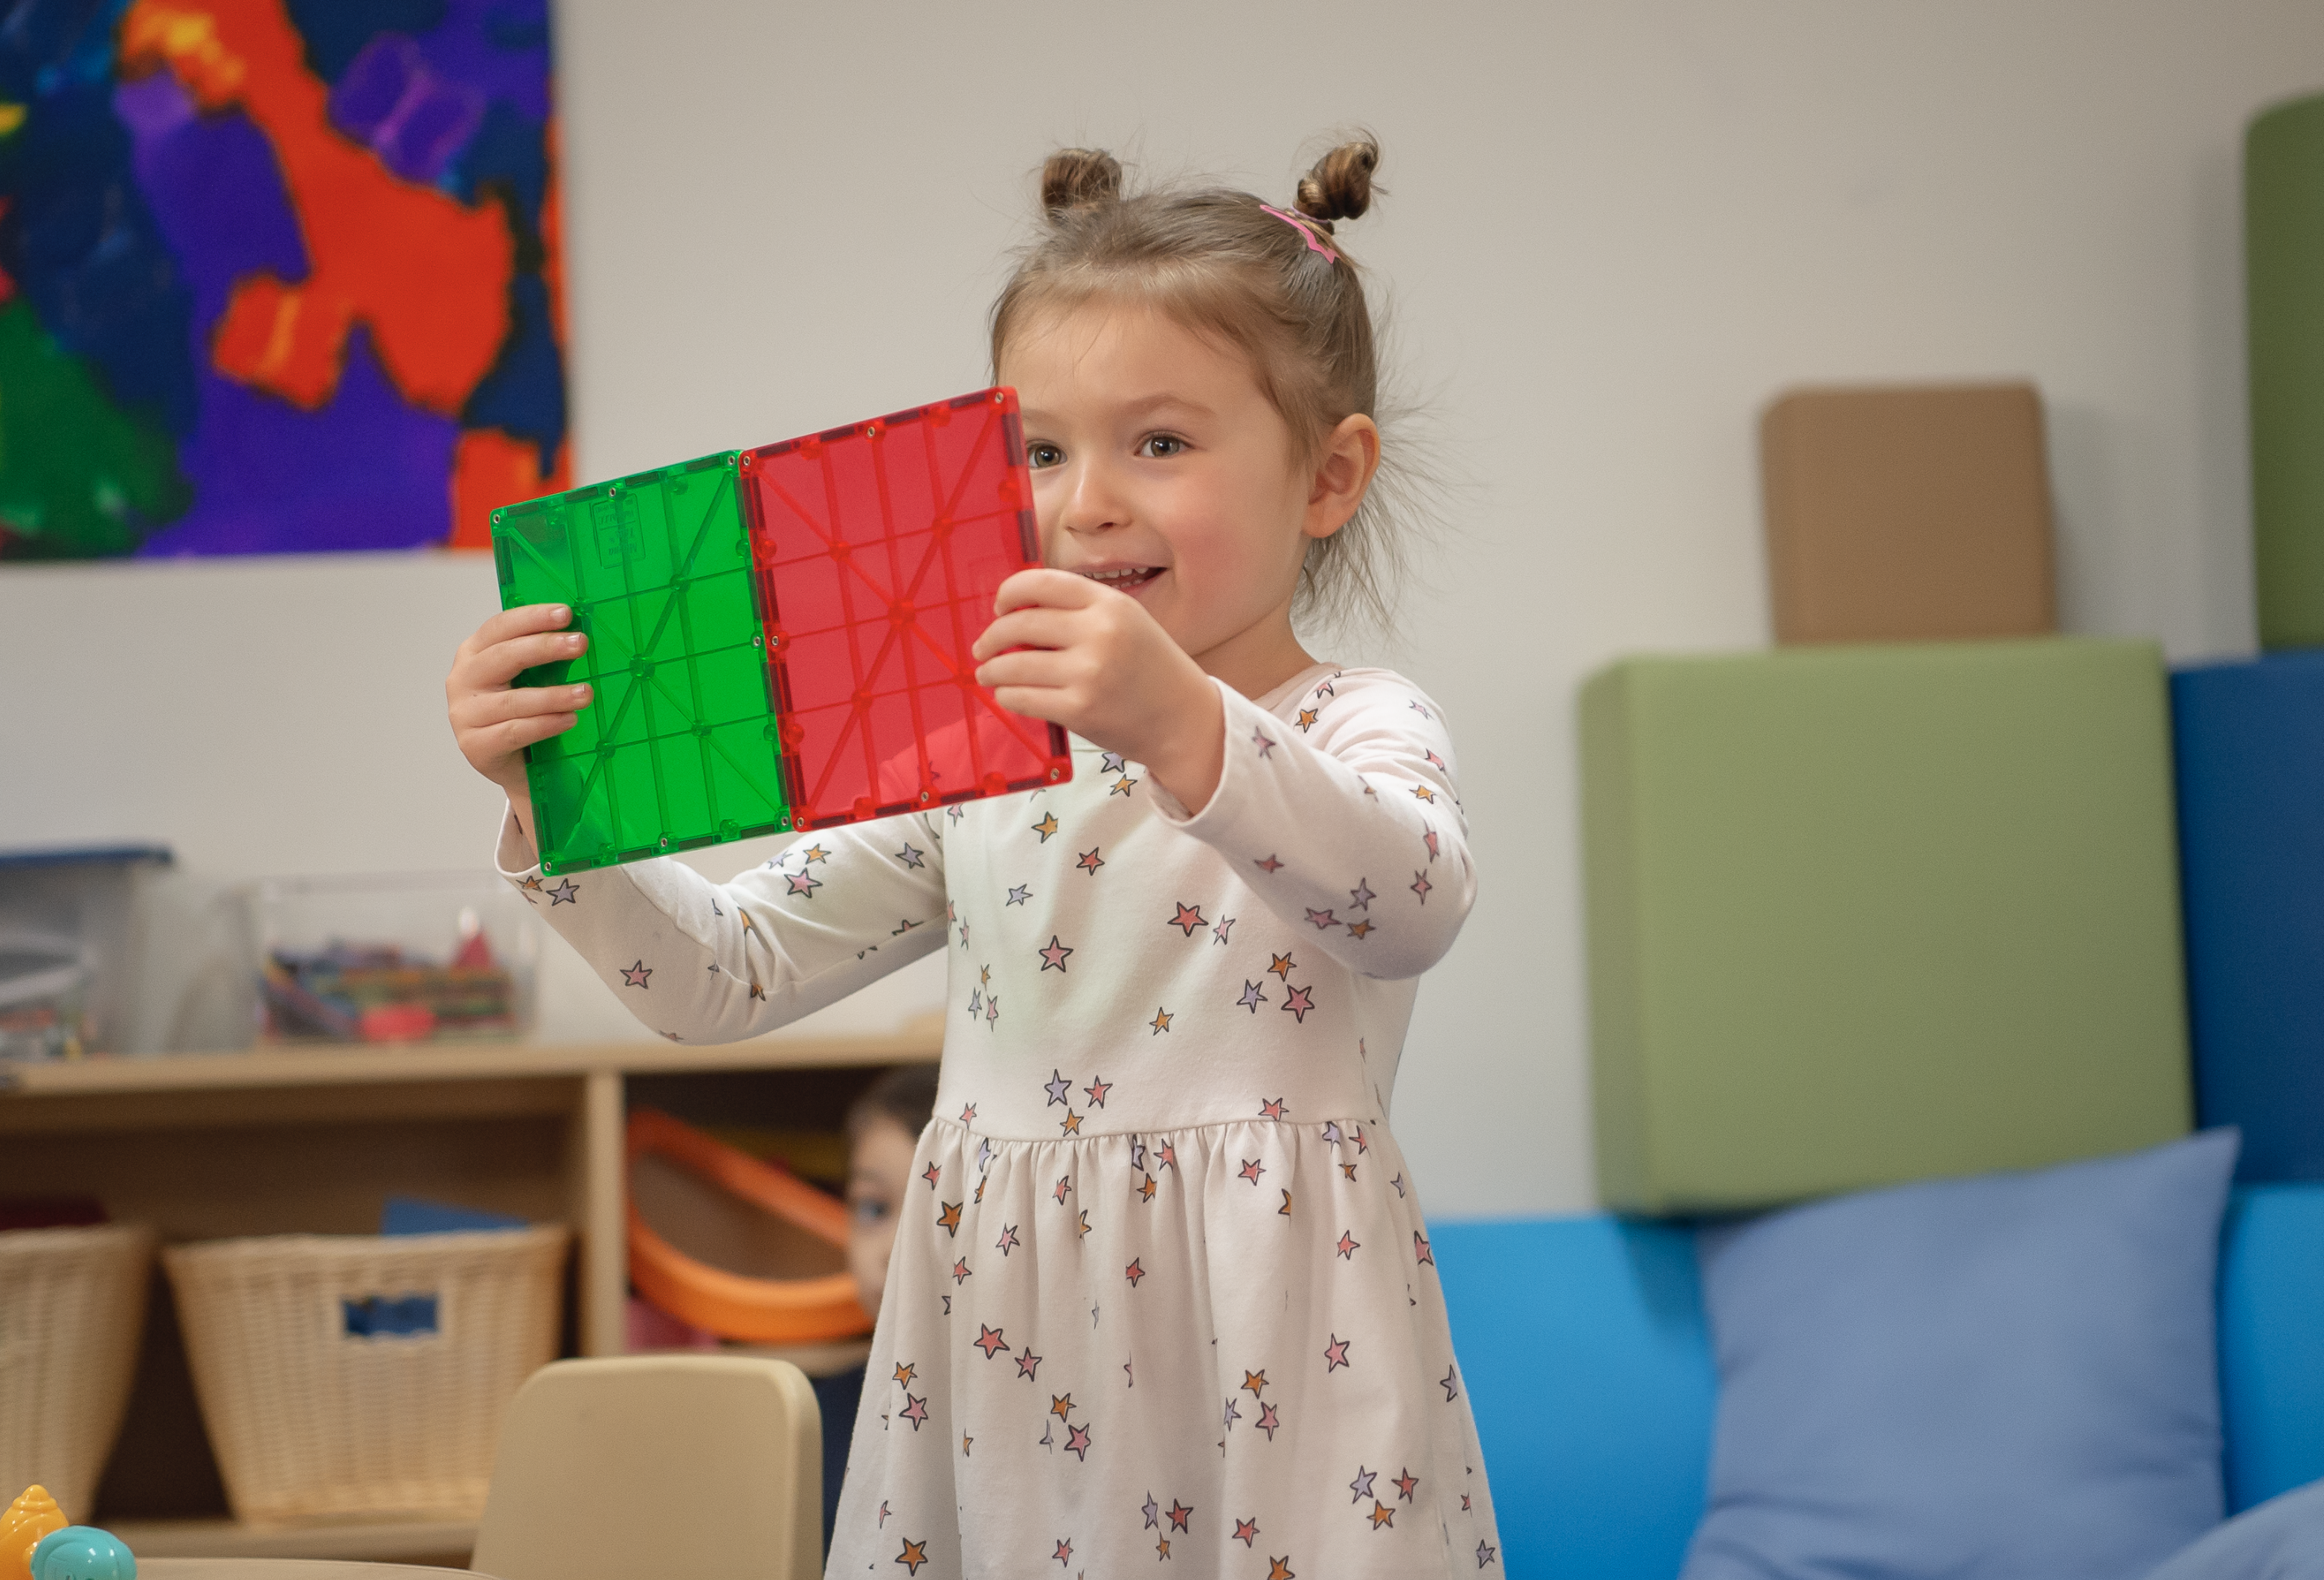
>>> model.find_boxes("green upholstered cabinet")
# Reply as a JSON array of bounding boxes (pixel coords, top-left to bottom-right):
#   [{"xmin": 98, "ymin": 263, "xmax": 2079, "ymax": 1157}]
[{"xmin": 1579, "ymin": 638, "xmax": 2192, "ymax": 1214}]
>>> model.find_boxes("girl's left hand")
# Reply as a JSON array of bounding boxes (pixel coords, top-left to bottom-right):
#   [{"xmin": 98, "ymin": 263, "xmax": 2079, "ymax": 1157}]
[{"xmin": 972, "ymin": 568, "xmax": 1225, "ymax": 812}]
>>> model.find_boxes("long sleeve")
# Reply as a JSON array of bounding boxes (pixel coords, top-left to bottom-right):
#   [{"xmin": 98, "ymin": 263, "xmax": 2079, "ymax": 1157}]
[
  {"xmin": 1146, "ymin": 667, "xmax": 1476, "ymax": 979},
  {"xmin": 494, "ymin": 803, "xmax": 949, "ymax": 1044}
]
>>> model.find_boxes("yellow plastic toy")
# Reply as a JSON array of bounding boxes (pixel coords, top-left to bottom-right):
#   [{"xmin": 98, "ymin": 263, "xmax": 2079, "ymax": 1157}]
[{"xmin": 1, "ymin": 1488, "xmax": 68, "ymax": 1580}]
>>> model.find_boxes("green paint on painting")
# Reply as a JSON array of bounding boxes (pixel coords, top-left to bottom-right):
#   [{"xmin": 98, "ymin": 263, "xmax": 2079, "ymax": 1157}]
[{"xmin": 0, "ymin": 300, "xmax": 190, "ymax": 557}]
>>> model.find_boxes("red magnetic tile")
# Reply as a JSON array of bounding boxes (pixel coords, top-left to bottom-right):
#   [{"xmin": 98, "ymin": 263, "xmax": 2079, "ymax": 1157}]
[{"xmin": 742, "ymin": 387, "xmax": 1072, "ymax": 829}]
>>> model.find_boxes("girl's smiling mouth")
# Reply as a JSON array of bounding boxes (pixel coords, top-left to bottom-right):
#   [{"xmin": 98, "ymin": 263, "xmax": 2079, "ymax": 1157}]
[{"xmin": 1074, "ymin": 564, "xmax": 1163, "ymax": 593}]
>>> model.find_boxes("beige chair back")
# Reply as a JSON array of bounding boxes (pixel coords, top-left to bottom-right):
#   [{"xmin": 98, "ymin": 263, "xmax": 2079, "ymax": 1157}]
[{"xmin": 469, "ymin": 1355, "xmax": 821, "ymax": 1580}]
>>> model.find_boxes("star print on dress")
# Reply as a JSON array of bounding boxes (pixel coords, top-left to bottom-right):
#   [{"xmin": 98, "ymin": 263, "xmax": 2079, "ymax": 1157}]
[
  {"xmin": 896, "ymin": 1537, "xmax": 928, "ymax": 1573},
  {"xmin": 1235, "ymin": 1518, "xmax": 1259, "ymax": 1546},
  {"xmin": 1324, "ymin": 1335, "xmax": 1352, "ymax": 1372},
  {"xmin": 1341, "ymin": 1161, "xmax": 1358, "ymax": 1181},
  {"xmin": 1305, "ymin": 907, "xmax": 1338, "ymax": 930},
  {"xmin": 1441, "ymin": 1366, "xmax": 1460, "ymax": 1401},
  {"xmin": 962, "ymin": 1430, "xmax": 974, "ymax": 1457},
  {"xmin": 1367, "ymin": 1501, "xmax": 1395, "ymax": 1530},
  {"xmin": 1477, "ymin": 1538, "xmax": 1498, "ymax": 1568},
  {"xmin": 901, "ymin": 1393, "xmax": 930, "ymax": 1430},
  {"xmin": 995, "ymin": 1224, "xmax": 1020, "ymax": 1256},
  {"xmin": 1125, "ymin": 1258, "xmax": 1146, "ymax": 1285},
  {"xmin": 1279, "ymin": 1189, "xmax": 1294, "ymax": 1218},
  {"xmin": 893, "ymin": 1361, "xmax": 916, "ymax": 1386},
  {"xmin": 1222, "ymin": 1396, "xmax": 1239, "ymax": 1430},
  {"xmin": 620, "ymin": 960, "xmax": 652, "ymax": 989},
  {"xmin": 1155, "ymin": 1535, "xmax": 1170, "ymax": 1560},
  {"xmin": 1238, "ymin": 980, "xmax": 1267, "ymax": 1012},
  {"xmin": 1155, "ymin": 1141, "xmax": 1177, "ymax": 1170},
  {"xmin": 1239, "ymin": 1158, "xmax": 1265, "ymax": 1186},
  {"xmin": 1102, "ymin": 751, "xmax": 1126, "ymax": 774},
  {"xmin": 1281, "ymin": 985, "xmax": 1315, "ymax": 1023},
  {"xmin": 1423, "ymin": 827, "xmax": 1441, "ymax": 861},
  {"xmin": 1168, "ymin": 1500, "xmax": 1193, "ymax": 1532},
  {"xmin": 548, "ymin": 879, "xmax": 578, "ymax": 904},
  {"xmin": 975, "ymin": 1323, "xmax": 1008, "ymax": 1358},
  {"xmin": 1415, "ymin": 1231, "xmax": 1436, "ymax": 1266},
  {"xmin": 1017, "ymin": 1346, "xmax": 1042, "ymax": 1380},
  {"xmin": 1349, "ymin": 879, "xmax": 1375, "ymax": 910},
  {"xmin": 1149, "ymin": 1006, "xmax": 1171, "ymax": 1035},
  {"xmin": 1322, "ymin": 1122, "xmax": 1342, "ymax": 1145},
  {"xmin": 1258, "ymin": 1401, "xmax": 1281, "ymax": 1439},
  {"xmin": 1346, "ymin": 918, "xmax": 1376, "ymax": 940},
  {"xmin": 1394, "ymin": 1468, "xmax": 1419, "ymax": 1500},
  {"xmin": 952, "ymin": 1259, "xmax": 972, "ymax": 1284},
  {"xmin": 1411, "ymin": 870, "xmax": 1434, "ymax": 903},
  {"xmin": 894, "ymin": 842, "xmax": 925, "ymax": 867},
  {"xmin": 986, "ymin": 993, "xmax": 1000, "ymax": 1029},
  {"xmin": 1169, "ymin": 902, "xmax": 1206, "ymax": 936},
  {"xmin": 1254, "ymin": 853, "xmax": 1284, "ymax": 873},
  {"xmin": 658, "ymin": 1030, "xmax": 681, "ymax": 1041},
  {"xmin": 1065, "ymin": 1423, "xmax": 1092, "ymax": 1461},
  {"xmin": 1254, "ymin": 728, "xmax": 1277, "ymax": 758},
  {"xmin": 879, "ymin": 1499, "xmax": 890, "ymax": 1526},
  {"xmin": 1083, "ymin": 1076, "xmax": 1111, "ymax": 1107},
  {"xmin": 799, "ymin": 844, "xmax": 829, "ymax": 864},
  {"xmin": 1412, "ymin": 783, "xmax": 1437, "ymax": 803},
  {"xmin": 1268, "ymin": 1558, "xmax": 1294, "ymax": 1580},
  {"xmin": 1259, "ymin": 1097, "xmax": 1288, "ymax": 1120},
  {"xmin": 786, "ymin": 870, "xmax": 821, "ymax": 898},
  {"xmin": 1425, "ymin": 749, "xmax": 1446, "ymax": 770},
  {"xmin": 1295, "ymin": 707, "xmax": 1320, "ymax": 731},
  {"xmin": 1108, "ymin": 774, "xmax": 1137, "ymax": 796},
  {"xmin": 937, "ymin": 1201, "xmax": 962, "ymax": 1236},
  {"xmin": 1031, "ymin": 812, "xmax": 1060, "ymax": 841},
  {"xmin": 1038, "ymin": 935, "xmax": 1073, "ymax": 971},
  {"xmin": 1006, "ymin": 884, "xmax": 1032, "ymax": 905},
  {"xmin": 1348, "ymin": 1466, "xmax": 1378, "ymax": 1503},
  {"xmin": 1336, "ymin": 1230, "xmax": 1360, "ymax": 1259},
  {"xmin": 1044, "ymin": 1070, "xmax": 1072, "ymax": 1106},
  {"xmin": 1052, "ymin": 1538, "xmax": 1071, "ymax": 1567},
  {"xmin": 960, "ymin": 1103, "xmax": 976, "ymax": 1123},
  {"xmin": 1392, "ymin": 1172, "xmax": 1406, "ymax": 1197},
  {"xmin": 1137, "ymin": 1172, "xmax": 1158, "ymax": 1201}
]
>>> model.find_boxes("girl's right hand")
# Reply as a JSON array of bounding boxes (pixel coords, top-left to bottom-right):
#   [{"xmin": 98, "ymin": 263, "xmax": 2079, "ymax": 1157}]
[{"xmin": 446, "ymin": 604, "xmax": 593, "ymax": 803}]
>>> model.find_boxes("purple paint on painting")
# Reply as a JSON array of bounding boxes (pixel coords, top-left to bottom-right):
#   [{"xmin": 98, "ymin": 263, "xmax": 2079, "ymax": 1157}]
[
  {"xmin": 414, "ymin": 0, "xmax": 553, "ymax": 129},
  {"xmin": 139, "ymin": 328, "xmax": 457, "ymax": 555},
  {"xmin": 116, "ymin": 74, "xmax": 455, "ymax": 556},
  {"xmin": 330, "ymin": 36, "xmax": 486, "ymax": 186}
]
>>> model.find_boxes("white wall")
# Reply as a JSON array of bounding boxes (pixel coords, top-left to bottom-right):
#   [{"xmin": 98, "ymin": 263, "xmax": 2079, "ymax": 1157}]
[{"xmin": 4, "ymin": 0, "xmax": 2314, "ymax": 1215}]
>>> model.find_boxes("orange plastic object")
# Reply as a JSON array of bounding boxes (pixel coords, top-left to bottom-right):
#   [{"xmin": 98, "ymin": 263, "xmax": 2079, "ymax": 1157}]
[
  {"xmin": 741, "ymin": 387, "xmax": 1073, "ymax": 830},
  {"xmin": 623, "ymin": 1108, "xmax": 870, "ymax": 1344},
  {"xmin": 1, "ymin": 1486, "xmax": 67, "ymax": 1580}
]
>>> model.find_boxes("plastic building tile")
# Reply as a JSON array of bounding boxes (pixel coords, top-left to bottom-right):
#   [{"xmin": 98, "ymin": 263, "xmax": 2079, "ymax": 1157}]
[
  {"xmin": 742, "ymin": 386, "xmax": 1072, "ymax": 829},
  {"xmin": 492, "ymin": 452, "xmax": 789, "ymax": 876}
]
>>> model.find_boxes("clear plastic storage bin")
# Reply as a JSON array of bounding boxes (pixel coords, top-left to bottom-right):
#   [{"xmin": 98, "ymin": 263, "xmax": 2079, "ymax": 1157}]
[
  {"xmin": 248, "ymin": 873, "xmax": 542, "ymax": 1044},
  {"xmin": 0, "ymin": 847, "xmax": 170, "ymax": 1060}
]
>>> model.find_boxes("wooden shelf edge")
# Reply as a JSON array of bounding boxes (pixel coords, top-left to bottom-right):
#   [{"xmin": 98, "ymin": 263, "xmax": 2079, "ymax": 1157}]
[
  {"xmin": 103, "ymin": 1516, "xmax": 477, "ymax": 1561},
  {"xmin": 0, "ymin": 1021, "xmax": 944, "ymax": 1097}
]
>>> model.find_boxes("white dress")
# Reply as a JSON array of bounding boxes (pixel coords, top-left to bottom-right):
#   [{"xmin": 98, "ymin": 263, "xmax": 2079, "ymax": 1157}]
[{"xmin": 495, "ymin": 661, "xmax": 1504, "ymax": 1578}]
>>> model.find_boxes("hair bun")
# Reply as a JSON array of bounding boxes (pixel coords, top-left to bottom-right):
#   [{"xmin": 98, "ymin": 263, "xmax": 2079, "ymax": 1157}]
[
  {"xmin": 1041, "ymin": 148, "xmax": 1123, "ymax": 219},
  {"xmin": 1294, "ymin": 137, "xmax": 1379, "ymax": 228}
]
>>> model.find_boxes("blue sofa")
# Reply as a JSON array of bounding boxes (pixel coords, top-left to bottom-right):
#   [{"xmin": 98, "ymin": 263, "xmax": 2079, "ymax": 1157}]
[{"xmin": 1435, "ymin": 1184, "xmax": 2324, "ymax": 1579}]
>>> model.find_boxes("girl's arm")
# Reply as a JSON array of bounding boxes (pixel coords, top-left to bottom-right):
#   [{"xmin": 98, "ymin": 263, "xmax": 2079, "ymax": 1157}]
[
  {"xmin": 1151, "ymin": 670, "xmax": 1473, "ymax": 980},
  {"xmin": 495, "ymin": 806, "xmax": 951, "ymax": 1044}
]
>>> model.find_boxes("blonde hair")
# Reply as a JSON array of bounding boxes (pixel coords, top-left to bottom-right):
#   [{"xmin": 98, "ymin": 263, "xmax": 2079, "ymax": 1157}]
[{"xmin": 989, "ymin": 135, "xmax": 1413, "ymax": 634}]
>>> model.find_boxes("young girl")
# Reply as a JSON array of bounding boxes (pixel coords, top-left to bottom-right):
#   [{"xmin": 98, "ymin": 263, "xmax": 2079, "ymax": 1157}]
[{"xmin": 445, "ymin": 136, "xmax": 1500, "ymax": 1576}]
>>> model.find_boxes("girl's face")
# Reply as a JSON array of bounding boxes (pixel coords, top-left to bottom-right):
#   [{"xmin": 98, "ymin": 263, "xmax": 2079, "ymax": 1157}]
[
  {"xmin": 846, "ymin": 1114, "xmax": 917, "ymax": 1320},
  {"xmin": 1002, "ymin": 304, "xmax": 1323, "ymax": 677}
]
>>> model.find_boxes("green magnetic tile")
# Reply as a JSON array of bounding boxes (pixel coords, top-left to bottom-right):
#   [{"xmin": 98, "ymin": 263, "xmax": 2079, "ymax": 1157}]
[
  {"xmin": 2249, "ymin": 92, "xmax": 2324, "ymax": 648},
  {"xmin": 1579, "ymin": 637, "xmax": 2193, "ymax": 1214},
  {"xmin": 492, "ymin": 452, "xmax": 790, "ymax": 875}
]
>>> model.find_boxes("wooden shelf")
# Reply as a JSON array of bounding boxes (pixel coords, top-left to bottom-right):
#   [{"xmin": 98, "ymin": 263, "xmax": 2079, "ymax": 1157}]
[
  {"xmin": 0, "ymin": 1018, "xmax": 945, "ymax": 1097},
  {"xmin": 105, "ymin": 1517, "xmax": 476, "ymax": 1564}
]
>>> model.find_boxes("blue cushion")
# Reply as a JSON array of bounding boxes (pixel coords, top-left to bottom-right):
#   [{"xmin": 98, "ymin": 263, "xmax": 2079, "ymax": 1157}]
[
  {"xmin": 2221, "ymin": 1185, "xmax": 2324, "ymax": 1512},
  {"xmin": 1437, "ymin": 1216, "xmax": 1716, "ymax": 1580},
  {"xmin": 2142, "ymin": 1479, "xmax": 2324, "ymax": 1580},
  {"xmin": 2171, "ymin": 655, "xmax": 2324, "ymax": 1181},
  {"xmin": 1683, "ymin": 1130, "xmax": 2239, "ymax": 1580}
]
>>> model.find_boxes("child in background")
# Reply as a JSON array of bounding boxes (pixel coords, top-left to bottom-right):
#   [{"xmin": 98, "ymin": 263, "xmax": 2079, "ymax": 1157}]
[
  {"xmin": 446, "ymin": 135, "xmax": 1499, "ymax": 1575},
  {"xmin": 822, "ymin": 1064, "xmax": 940, "ymax": 1553}
]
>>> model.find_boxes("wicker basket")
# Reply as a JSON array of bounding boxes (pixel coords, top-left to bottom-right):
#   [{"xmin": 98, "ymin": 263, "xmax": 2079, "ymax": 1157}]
[
  {"xmin": 0, "ymin": 1224, "xmax": 157, "ymax": 1522},
  {"xmin": 164, "ymin": 1225, "xmax": 568, "ymax": 1522}
]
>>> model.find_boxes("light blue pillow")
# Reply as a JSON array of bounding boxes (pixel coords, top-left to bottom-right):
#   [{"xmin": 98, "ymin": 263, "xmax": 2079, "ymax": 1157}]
[
  {"xmin": 1683, "ymin": 1129, "xmax": 2239, "ymax": 1580},
  {"xmin": 2143, "ymin": 1478, "xmax": 2324, "ymax": 1580}
]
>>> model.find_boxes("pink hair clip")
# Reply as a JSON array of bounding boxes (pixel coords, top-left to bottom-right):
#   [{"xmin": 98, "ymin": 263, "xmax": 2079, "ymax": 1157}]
[{"xmin": 1260, "ymin": 202, "xmax": 1339, "ymax": 264}]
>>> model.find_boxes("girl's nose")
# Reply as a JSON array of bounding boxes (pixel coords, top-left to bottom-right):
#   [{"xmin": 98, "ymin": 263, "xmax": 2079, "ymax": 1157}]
[{"xmin": 1051, "ymin": 456, "xmax": 1129, "ymax": 537}]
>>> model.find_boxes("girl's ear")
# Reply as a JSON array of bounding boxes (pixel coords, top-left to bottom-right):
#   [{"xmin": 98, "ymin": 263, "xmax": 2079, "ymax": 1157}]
[{"xmin": 1304, "ymin": 414, "xmax": 1381, "ymax": 541}]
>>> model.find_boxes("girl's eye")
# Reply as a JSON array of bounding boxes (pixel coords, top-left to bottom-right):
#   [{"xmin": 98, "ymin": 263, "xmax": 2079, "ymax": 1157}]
[
  {"xmin": 1137, "ymin": 434, "xmax": 1187, "ymax": 459},
  {"xmin": 1026, "ymin": 441, "xmax": 1064, "ymax": 469},
  {"xmin": 852, "ymin": 1197, "xmax": 892, "ymax": 1226}
]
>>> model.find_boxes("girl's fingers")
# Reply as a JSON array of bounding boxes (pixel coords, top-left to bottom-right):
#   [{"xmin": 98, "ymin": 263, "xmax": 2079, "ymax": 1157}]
[
  {"xmin": 974, "ymin": 647, "xmax": 1079, "ymax": 692},
  {"xmin": 972, "ymin": 606, "xmax": 1086, "ymax": 661},
  {"xmin": 461, "ymin": 603, "xmax": 572, "ymax": 657},
  {"xmin": 986, "ymin": 686, "xmax": 1070, "ymax": 725},
  {"xmin": 492, "ymin": 712, "xmax": 579, "ymax": 751},
  {"xmin": 462, "ymin": 627, "xmax": 590, "ymax": 688},
  {"xmin": 992, "ymin": 567, "xmax": 1102, "ymax": 617},
  {"xmin": 459, "ymin": 682, "xmax": 593, "ymax": 727}
]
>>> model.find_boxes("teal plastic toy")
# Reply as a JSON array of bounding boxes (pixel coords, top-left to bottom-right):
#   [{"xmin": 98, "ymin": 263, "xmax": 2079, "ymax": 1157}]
[{"xmin": 30, "ymin": 1526, "xmax": 135, "ymax": 1580}]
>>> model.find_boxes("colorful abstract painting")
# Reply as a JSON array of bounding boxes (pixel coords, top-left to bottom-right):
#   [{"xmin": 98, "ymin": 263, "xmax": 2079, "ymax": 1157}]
[{"xmin": 0, "ymin": 0, "xmax": 566, "ymax": 558}]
